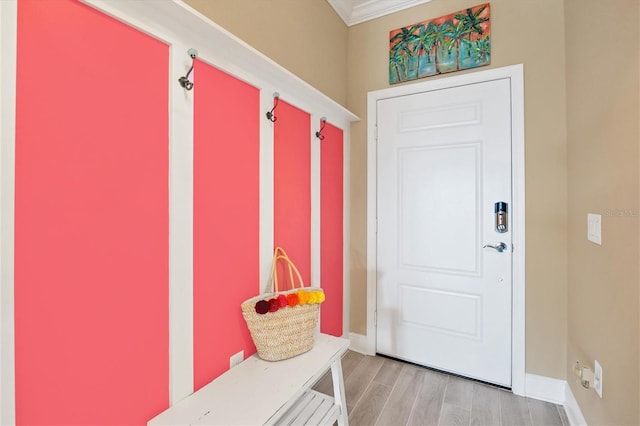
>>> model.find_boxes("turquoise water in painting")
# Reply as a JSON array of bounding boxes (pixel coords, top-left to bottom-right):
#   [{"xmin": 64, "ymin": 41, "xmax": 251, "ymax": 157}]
[{"xmin": 389, "ymin": 39, "xmax": 491, "ymax": 84}]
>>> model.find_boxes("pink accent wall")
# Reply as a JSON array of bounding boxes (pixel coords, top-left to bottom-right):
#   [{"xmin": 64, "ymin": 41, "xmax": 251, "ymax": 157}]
[
  {"xmin": 273, "ymin": 101, "xmax": 311, "ymax": 288},
  {"xmin": 14, "ymin": 1, "xmax": 169, "ymax": 424},
  {"xmin": 320, "ymin": 123, "xmax": 344, "ymax": 336},
  {"xmin": 193, "ymin": 60, "xmax": 260, "ymax": 391}
]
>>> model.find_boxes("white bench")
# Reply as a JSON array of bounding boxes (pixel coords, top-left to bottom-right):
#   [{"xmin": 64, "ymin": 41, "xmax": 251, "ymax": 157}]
[{"xmin": 148, "ymin": 333, "xmax": 350, "ymax": 425}]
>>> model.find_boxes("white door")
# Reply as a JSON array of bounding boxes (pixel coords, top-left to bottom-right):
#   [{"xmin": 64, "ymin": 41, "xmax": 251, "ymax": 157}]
[{"xmin": 376, "ymin": 78, "xmax": 512, "ymax": 387}]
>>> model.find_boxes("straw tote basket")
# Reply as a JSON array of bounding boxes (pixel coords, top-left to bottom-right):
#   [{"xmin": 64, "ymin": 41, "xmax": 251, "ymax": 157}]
[{"xmin": 241, "ymin": 247, "xmax": 325, "ymax": 361}]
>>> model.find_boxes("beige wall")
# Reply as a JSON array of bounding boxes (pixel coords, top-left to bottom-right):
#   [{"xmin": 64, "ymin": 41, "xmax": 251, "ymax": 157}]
[
  {"xmin": 183, "ymin": 0, "xmax": 348, "ymax": 107},
  {"xmin": 347, "ymin": 0, "xmax": 568, "ymax": 379},
  {"xmin": 183, "ymin": 5, "xmax": 640, "ymax": 421},
  {"xmin": 565, "ymin": 0, "xmax": 640, "ymax": 424}
]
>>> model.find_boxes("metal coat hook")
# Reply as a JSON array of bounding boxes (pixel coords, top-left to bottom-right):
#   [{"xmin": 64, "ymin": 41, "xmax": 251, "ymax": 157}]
[
  {"xmin": 266, "ymin": 92, "xmax": 280, "ymax": 122},
  {"xmin": 178, "ymin": 48, "xmax": 198, "ymax": 91},
  {"xmin": 315, "ymin": 117, "xmax": 327, "ymax": 140}
]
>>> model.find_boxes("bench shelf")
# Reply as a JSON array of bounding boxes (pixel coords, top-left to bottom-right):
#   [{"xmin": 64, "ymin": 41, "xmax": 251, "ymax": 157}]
[{"xmin": 148, "ymin": 333, "xmax": 350, "ymax": 426}]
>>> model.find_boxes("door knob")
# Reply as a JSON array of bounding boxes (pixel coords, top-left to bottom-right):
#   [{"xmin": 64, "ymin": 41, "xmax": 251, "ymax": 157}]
[{"xmin": 483, "ymin": 242, "xmax": 508, "ymax": 253}]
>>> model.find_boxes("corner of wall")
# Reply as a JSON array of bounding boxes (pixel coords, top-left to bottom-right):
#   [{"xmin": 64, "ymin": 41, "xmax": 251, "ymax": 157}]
[
  {"xmin": 564, "ymin": 382, "xmax": 588, "ymax": 426},
  {"xmin": 523, "ymin": 374, "xmax": 588, "ymax": 425},
  {"xmin": 348, "ymin": 332, "xmax": 374, "ymax": 355},
  {"xmin": 525, "ymin": 374, "xmax": 566, "ymax": 405}
]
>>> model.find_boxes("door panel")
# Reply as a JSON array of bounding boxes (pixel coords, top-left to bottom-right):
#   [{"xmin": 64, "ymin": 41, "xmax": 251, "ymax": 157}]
[
  {"xmin": 399, "ymin": 285, "xmax": 482, "ymax": 338},
  {"xmin": 376, "ymin": 79, "xmax": 512, "ymax": 386},
  {"xmin": 399, "ymin": 143, "xmax": 481, "ymax": 273}
]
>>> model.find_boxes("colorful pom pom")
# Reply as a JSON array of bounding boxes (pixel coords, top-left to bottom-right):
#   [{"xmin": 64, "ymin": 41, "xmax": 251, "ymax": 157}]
[
  {"xmin": 286, "ymin": 293, "xmax": 299, "ymax": 307},
  {"xmin": 254, "ymin": 290, "xmax": 323, "ymax": 315},
  {"xmin": 268, "ymin": 298, "xmax": 280, "ymax": 312},
  {"xmin": 277, "ymin": 294, "xmax": 288, "ymax": 308},
  {"xmin": 297, "ymin": 290, "xmax": 310, "ymax": 305},
  {"xmin": 255, "ymin": 300, "xmax": 270, "ymax": 314}
]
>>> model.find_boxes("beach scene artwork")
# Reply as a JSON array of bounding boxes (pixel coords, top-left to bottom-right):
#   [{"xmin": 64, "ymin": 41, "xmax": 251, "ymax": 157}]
[{"xmin": 389, "ymin": 3, "xmax": 491, "ymax": 84}]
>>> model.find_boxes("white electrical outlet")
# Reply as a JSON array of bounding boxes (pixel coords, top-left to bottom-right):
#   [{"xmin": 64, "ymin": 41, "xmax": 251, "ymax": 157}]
[
  {"xmin": 594, "ymin": 360, "xmax": 603, "ymax": 398},
  {"xmin": 588, "ymin": 213, "xmax": 602, "ymax": 245},
  {"xmin": 230, "ymin": 350, "xmax": 244, "ymax": 369}
]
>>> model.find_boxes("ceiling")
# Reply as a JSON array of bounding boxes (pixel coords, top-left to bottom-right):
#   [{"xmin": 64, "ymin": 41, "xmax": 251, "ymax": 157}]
[{"xmin": 327, "ymin": 0, "xmax": 434, "ymax": 26}]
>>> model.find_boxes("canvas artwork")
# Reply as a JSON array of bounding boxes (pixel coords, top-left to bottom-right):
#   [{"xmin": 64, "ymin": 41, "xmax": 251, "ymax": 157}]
[{"xmin": 389, "ymin": 3, "xmax": 491, "ymax": 84}]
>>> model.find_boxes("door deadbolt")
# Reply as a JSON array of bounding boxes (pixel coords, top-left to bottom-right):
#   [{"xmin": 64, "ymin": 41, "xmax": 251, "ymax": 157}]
[{"xmin": 495, "ymin": 202, "xmax": 508, "ymax": 233}]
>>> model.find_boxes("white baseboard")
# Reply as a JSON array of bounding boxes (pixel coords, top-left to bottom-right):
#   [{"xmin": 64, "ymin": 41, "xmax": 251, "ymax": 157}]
[
  {"xmin": 564, "ymin": 383, "xmax": 588, "ymax": 426},
  {"xmin": 524, "ymin": 374, "xmax": 587, "ymax": 425},
  {"xmin": 525, "ymin": 373, "xmax": 566, "ymax": 404},
  {"xmin": 348, "ymin": 332, "xmax": 374, "ymax": 355}
]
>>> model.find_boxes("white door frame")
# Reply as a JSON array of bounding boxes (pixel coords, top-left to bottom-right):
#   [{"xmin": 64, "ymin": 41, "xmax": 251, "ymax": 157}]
[{"xmin": 366, "ymin": 64, "xmax": 525, "ymax": 395}]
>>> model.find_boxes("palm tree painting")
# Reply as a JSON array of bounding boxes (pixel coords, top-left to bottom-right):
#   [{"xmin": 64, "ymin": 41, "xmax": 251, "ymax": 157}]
[{"xmin": 389, "ymin": 3, "xmax": 490, "ymax": 84}]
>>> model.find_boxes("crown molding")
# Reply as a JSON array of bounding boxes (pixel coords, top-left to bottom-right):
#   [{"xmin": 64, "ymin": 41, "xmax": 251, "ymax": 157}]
[{"xmin": 328, "ymin": 0, "xmax": 434, "ymax": 26}]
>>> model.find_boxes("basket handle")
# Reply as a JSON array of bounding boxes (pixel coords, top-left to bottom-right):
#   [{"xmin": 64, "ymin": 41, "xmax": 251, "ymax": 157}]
[
  {"xmin": 273, "ymin": 246, "xmax": 289, "ymax": 259},
  {"xmin": 270, "ymin": 247, "xmax": 293, "ymax": 290},
  {"xmin": 271, "ymin": 250, "xmax": 304, "ymax": 293}
]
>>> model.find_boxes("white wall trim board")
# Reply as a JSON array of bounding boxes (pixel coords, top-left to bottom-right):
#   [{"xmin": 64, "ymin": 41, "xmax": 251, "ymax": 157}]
[
  {"xmin": 259, "ymin": 86, "xmax": 277, "ymax": 294},
  {"xmin": 509, "ymin": 64, "xmax": 527, "ymax": 396},
  {"xmin": 0, "ymin": 2, "xmax": 17, "ymax": 423},
  {"xmin": 564, "ymin": 383, "xmax": 588, "ymax": 425},
  {"xmin": 519, "ymin": 375, "xmax": 589, "ymax": 425},
  {"xmin": 366, "ymin": 64, "xmax": 526, "ymax": 395},
  {"xmin": 311, "ymin": 112, "xmax": 322, "ymax": 289},
  {"xmin": 326, "ymin": 0, "xmax": 352, "ymax": 27},
  {"xmin": 525, "ymin": 374, "xmax": 566, "ymax": 405},
  {"xmin": 168, "ymin": 39, "xmax": 195, "ymax": 404},
  {"xmin": 311, "ymin": 112, "xmax": 322, "ymax": 333},
  {"xmin": 327, "ymin": 0, "xmax": 434, "ymax": 27},
  {"xmin": 342, "ymin": 123, "xmax": 351, "ymax": 338},
  {"xmin": 348, "ymin": 333, "xmax": 372, "ymax": 355}
]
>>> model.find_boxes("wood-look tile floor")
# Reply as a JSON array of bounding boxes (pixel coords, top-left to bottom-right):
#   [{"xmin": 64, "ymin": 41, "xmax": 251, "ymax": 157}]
[{"xmin": 313, "ymin": 351, "xmax": 569, "ymax": 426}]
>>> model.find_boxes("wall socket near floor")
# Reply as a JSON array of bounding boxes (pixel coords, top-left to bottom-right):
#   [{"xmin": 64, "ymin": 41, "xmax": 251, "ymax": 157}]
[
  {"xmin": 594, "ymin": 360, "xmax": 603, "ymax": 398},
  {"xmin": 574, "ymin": 359, "xmax": 603, "ymax": 398},
  {"xmin": 230, "ymin": 350, "xmax": 244, "ymax": 369}
]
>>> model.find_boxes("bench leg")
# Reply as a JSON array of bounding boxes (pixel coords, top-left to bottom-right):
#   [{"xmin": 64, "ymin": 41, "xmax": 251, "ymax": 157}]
[{"xmin": 330, "ymin": 359, "xmax": 348, "ymax": 426}]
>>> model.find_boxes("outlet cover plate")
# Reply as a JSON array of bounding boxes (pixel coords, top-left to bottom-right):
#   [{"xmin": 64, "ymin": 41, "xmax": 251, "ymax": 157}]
[
  {"xmin": 230, "ymin": 350, "xmax": 244, "ymax": 369},
  {"xmin": 594, "ymin": 360, "xmax": 603, "ymax": 398},
  {"xmin": 588, "ymin": 213, "xmax": 602, "ymax": 245}
]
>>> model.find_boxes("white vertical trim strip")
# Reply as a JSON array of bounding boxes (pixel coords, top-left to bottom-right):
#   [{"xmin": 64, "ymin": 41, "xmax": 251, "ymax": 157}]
[
  {"xmin": 510, "ymin": 64, "xmax": 526, "ymax": 396},
  {"xmin": 364, "ymin": 93, "xmax": 379, "ymax": 356},
  {"xmin": 0, "ymin": 1, "xmax": 17, "ymax": 423},
  {"xmin": 168, "ymin": 41, "xmax": 195, "ymax": 404},
  {"xmin": 311, "ymin": 114, "xmax": 321, "ymax": 332},
  {"xmin": 342, "ymin": 124, "xmax": 351, "ymax": 338},
  {"xmin": 365, "ymin": 64, "xmax": 528, "ymax": 379},
  {"xmin": 311, "ymin": 114, "xmax": 321, "ymax": 288},
  {"xmin": 260, "ymin": 88, "xmax": 276, "ymax": 293}
]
